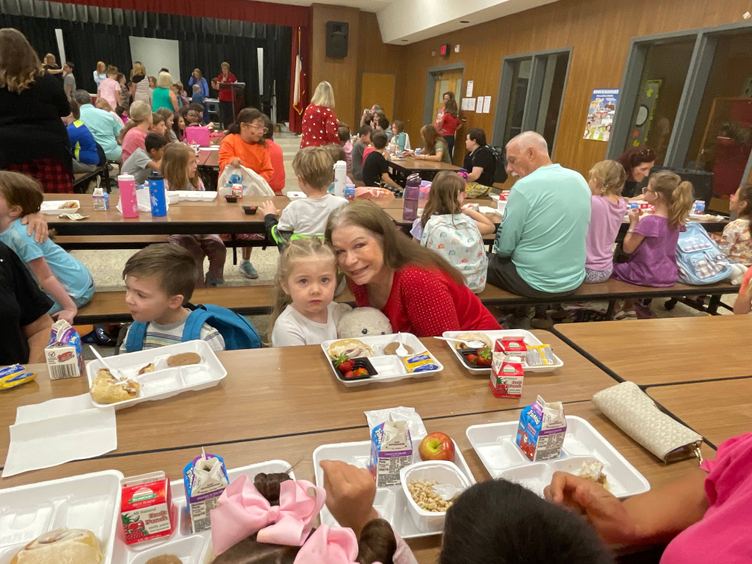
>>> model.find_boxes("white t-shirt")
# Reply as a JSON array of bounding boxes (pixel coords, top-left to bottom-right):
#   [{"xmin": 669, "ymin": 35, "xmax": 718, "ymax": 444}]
[
  {"xmin": 277, "ymin": 194, "xmax": 348, "ymax": 235},
  {"xmin": 271, "ymin": 302, "xmax": 349, "ymax": 347}
]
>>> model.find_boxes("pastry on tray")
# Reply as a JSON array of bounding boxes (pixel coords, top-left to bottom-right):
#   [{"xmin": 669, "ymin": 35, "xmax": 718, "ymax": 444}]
[
  {"xmin": 166, "ymin": 352, "xmax": 202, "ymax": 367},
  {"xmin": 452, "ymin": 332, "xmax": 492, "ymax": 350},
  {"xmin": 11, "ymin": 528, "xmax": 103, "ymax": 564},
  {"xmin": 327, "ymin": 338, "xmax": 373, "ymax": 359},
  {"xmin": 90, "ymin": 368, "xmax": 140, "ymax": 404}
]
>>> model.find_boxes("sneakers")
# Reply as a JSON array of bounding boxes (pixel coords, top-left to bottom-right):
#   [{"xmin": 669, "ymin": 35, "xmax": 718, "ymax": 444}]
[
  {"xmin": 239, "ymin": 260, "xmax": 258, "ymax": 279},
  {"xmin": 206, "ymin": 276, "xmax": 225, "ymax": 287}
]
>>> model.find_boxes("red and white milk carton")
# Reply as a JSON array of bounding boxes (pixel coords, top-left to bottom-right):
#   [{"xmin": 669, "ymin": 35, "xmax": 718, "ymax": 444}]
[
  {"xmin": 489, "ymin": 339, "xmax": 525, "ymax": 398},
  {"xmin": 498, "ymin": 336, "xmax": 527, "ymax": 356},
  {"xmin": 120, "ymin": 471, "xmax": 175, "ymax": 545}
]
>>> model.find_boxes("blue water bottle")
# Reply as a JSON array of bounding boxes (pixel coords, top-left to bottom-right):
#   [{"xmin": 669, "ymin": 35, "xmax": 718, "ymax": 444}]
[{"xmin": 147, "ymin": 170, "xmax": 167, "ymax": 217}]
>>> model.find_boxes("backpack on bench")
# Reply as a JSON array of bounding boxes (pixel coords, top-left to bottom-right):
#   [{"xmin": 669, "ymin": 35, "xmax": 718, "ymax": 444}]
[{"xmin": 676, "ymin": 222, "xmax": 732, "ymax": 285}]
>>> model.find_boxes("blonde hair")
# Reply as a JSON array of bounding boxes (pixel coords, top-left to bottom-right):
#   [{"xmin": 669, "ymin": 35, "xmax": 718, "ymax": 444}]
[
  {"xmin": 131, "ymin": 62, "xmax": 146, "ymax": 78},
  {"xmin": 292, "ymin": 146, "xmax": 334, "ymax": 190},
  {"xmin": 157, "ymin": 71, "xmax": 173, "ymax": 89},
  {"xmin": 589, "ymin": 160, "xmax": 627, "ymax": 196},
  {"xmin": 162, "ymin": 143, "xmax": 199, "ymax": 190},
  {"xmin": 118, "ymin": 100, "xmax": 152, "ymax": 142},
  {"xmin": 269, "ymin": 239, "xmax": 337, "ymax": 334},
  {"xmin": 421, "ymin": 171, "xmax": 465, "ymax": 228},
  {"xmin": 648, "ymin": 171, "xmax": 693, "ymax": 229},
  {"xmin": 95, "ymin": 98, "xmax": 113, "ymax": 112},
  {"xmin": 0, "ymin": 28, "xmax": 42, "ymax": 93},
  {"xmin": 96, "ymin": 61, "xmax": 106, "ymax": 72},
  {"xmin": 311, "ymin": 81, "xmax": 335, "ymax": 109}
]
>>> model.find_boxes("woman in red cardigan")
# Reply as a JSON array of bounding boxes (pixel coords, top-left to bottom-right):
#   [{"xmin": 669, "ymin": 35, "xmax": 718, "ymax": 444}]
[
  {"xmin": 326, "ymin": 201, "xmax": 500, "ymax": 337},
  {"xmin": 300, "ymin": 80, "xmax": 339, "ymax": 148}
]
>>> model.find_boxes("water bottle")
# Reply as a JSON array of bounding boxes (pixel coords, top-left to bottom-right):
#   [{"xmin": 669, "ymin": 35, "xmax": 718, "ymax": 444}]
[
  {"xmin": 418, "ymin": 182, "xmax": 431, "ymax": 212},
  {"xmin": 147, "ymin": 170, "xmax": 167, "ymax": 217},
  {"xmin": 117, "ymin": 174, "xmax": 139, "ymax": 218},
  {"xmin": 333, "ymin": 160, "xmax": 347, "ymax": 198},
  {"xmin": 344, "ymin": 183, "xmax": 356, "ymax": 201},
  {"xmin": 402, "ymin": 173, "xmax": 421, "ymax": 221},
  {"xmin": 92, "ymin": 186, "xmax": 109, "ymax": 211}
]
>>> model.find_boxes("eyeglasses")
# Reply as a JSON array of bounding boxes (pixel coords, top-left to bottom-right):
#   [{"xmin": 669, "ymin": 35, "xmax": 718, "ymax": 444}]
[
  {"xmin": 244, "ymin": 122, "xmax": 266, "ymax": 131},
  {"xmin": 641, "ymin": 186, "xmax": 654, "ymax": 194}
]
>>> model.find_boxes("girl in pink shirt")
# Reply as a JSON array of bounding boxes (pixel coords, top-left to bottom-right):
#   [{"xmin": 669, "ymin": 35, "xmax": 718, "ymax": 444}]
[
  {"xmin": 584, "ymin": 160, "xmax": 628, "ymax": 283},
  {"xmin": 96, "ymin": 66, "xmax": 121, "ymax": 110},
  {"xmin": 118, "ymin": 101, "xmax": 152, "ymax": 163}
]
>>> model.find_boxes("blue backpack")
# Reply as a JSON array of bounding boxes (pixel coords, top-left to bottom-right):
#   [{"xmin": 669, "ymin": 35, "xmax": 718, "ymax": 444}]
[
  {"xmin": 676, "ymin": 222, "xmax": 733, "ymax": 285},
  {"xmin": 124, "ymin": 304, "xmax": 262, "ymax": 352}
]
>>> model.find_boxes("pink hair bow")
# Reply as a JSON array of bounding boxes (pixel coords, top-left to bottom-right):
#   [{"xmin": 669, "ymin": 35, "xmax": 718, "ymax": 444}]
[
  {"xmin": 210, "ymin": 474, "xmax": 326, "ymax": 556},
  {"xmin": 294, "ymin": 525, "xmax": 359, "ymax": 564}
]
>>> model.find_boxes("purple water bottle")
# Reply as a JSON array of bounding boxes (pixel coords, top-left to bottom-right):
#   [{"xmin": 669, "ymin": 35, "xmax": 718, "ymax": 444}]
[
  {"xmin": 402, "ymin": 173, "xmax": 421, "ymax": 221},
  {"xmin": 147, "ymin": 170, "xmax": 167, "ymax": 217}
]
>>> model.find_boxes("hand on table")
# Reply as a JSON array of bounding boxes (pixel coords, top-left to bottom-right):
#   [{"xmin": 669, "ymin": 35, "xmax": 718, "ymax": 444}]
[
  {"xmin": 22, "ymin": 212, "xmax": 49, "ymax": 243},
  {"xmin": 258, "ymin": 200, "xmax": 278, "ymax": 217},
  {"xmin": 544, "ymin": 471, "xmax": 636, "ymax": 544},
  {"xmin": 320, "ymin": 460, "xmax": 379, "ymax": 537}
]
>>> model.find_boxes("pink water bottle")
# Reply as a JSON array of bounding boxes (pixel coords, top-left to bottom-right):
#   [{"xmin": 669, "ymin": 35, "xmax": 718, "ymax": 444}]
[{"xmin": 118, "ymin": 174, "xmax": 139, "ymax": 218}]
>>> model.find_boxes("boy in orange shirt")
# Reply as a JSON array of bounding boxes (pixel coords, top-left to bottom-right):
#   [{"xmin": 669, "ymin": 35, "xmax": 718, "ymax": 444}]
[{"xmin": 263, "ymin": 115, "xmax": 285, "ymax": 194}]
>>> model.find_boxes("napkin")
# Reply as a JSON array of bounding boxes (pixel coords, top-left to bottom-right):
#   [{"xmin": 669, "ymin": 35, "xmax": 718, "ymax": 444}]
[
  {"xmin": 3, "ymin": 394, "xmax": 117, "ymax": 477},
  {"xmin": 115, "ymin": 186, "xmax": 154, "ymax": 214}
]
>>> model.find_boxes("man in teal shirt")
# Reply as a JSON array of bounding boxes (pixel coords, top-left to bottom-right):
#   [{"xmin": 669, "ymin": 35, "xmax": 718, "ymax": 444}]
[
  {"xmin": 73, "ymin": 89, "xmax": 123, "ymax": 161},
  {"xmin": 489, "ymin": 131, "xmax": 590, "ymax": 297}
]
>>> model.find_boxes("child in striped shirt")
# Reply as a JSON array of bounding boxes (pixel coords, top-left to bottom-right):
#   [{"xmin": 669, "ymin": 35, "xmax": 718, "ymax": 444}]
[{"xmin": 120, "ymin": 244, "xmax": 225, "ymax": 353}]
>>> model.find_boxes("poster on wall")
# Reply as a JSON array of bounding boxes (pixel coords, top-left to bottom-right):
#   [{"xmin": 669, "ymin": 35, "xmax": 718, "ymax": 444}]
[{"xmin": 583, "ymin": 88, "xmax": 620, "ymax": 142}]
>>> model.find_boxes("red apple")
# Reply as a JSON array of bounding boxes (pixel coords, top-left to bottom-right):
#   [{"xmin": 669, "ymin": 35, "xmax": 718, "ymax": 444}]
[{"xmin": 418, "ymin": 432, "xmax": 456, "ymax": 461}]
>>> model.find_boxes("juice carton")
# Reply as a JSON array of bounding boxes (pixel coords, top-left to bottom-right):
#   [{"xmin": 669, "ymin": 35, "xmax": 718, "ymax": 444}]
[
  {"xmin": 183, "ymin": 452, "xmax": 230, "ymax": 533},
  {"xmin": 121, "ymin": 471, "xmax": 174, "ymax": 545},
  {"xmin": 515, "ymin": 396, "xmax": 567, "ymax": 461},
  {"xmin": 369, "ymin": 419, "xmax": 412, "ymax": 487},
  {"xmin": 489, "ymin": 339, "xmax": 525, "ymax": 398},
  {"xmin": 498, "ymin": 336, "xmax": 527, "ymax": 356},
  {"xmin": 44, "ymin": 320, "xmax": 85, "ymax": 380}
]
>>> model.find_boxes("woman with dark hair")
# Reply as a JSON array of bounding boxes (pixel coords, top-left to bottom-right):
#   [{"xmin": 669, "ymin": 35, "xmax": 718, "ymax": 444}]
[
  {"xmin": 437, "ymin": 97, "xmax": 461, "ymax": 160},
  {"xmin": 326, "ymin": 200, "xmax": 499, "ymax": 336},
  {"xmin": 412, "ymin": 124, "xmax": 451, "ymax": 164},
  {"xmin": 617, "ymin": 146, "xmax": 656, "ymax": 197},
  {"xmin": 463, "ymin": 127, "xmax": 497, "ymax": 197},
  {"xmin": 0, "ymin": 28, "xmax": 73, "ymax": 193},
  {"xmin": 219, "ymin": 107, "xmax": 274, "ymax": 279}
]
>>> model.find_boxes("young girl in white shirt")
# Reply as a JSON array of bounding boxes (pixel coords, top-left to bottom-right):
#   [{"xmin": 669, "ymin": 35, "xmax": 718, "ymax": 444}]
[{"xmin": 270, "ymin": 238, "xmax": 349, "ymax": 346}]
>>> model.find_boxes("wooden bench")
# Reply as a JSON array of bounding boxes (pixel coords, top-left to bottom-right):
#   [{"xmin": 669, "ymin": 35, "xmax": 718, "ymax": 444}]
[
  {"xmin": 72, "ymin": 165, "xmax": 109, "ymax": 193},
  {"xmin": 74, "ymin": 279, "xmax": 740, "ymax": 324}
]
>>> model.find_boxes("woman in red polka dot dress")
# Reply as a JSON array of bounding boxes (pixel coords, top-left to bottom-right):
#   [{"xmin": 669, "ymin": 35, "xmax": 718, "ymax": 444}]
[
  {"xmin": 326, "ymin": 201, "xmax": 500, "ymax": 337},
  {"xmin": 300, "ymin": 81, "xmax": 339, "ymax": 148}
]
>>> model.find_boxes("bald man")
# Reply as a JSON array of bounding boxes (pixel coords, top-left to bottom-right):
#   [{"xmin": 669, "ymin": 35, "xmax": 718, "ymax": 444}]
[{"xmin": 488, "ymin": 131, "xmax": 590, "ymax": 297}]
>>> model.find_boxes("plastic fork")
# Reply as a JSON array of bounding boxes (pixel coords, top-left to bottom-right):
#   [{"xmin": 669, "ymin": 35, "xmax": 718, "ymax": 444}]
[{"xmin": 434, "ymin": 336, "xmax": 487, "ymax": 348}]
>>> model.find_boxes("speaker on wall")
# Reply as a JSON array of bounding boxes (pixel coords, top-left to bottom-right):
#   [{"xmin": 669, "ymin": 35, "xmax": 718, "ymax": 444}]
[{"xmin": 326, "ymin": 21, "xmax": 349, "ymax": 58}]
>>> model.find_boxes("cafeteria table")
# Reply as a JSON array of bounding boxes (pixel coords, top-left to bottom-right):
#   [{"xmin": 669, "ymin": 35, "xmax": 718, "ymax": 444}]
[
  {"xmin": 647, "ymin": 379, "xmax": 752, "ymax": 447},
  {"xmin": 0, "ymin": 402, "xmax": 715, "ymax": 563},
  {"xmin": 0, "ymin": 332, "xmax": 616, "ymax": 464},
  {"xmin": 553, "ymin": 316, "xmax": 752, "ymax": 385},
  {"xmin": 388, "ymin": 156, "xmax": 461, "ymax": 184}
]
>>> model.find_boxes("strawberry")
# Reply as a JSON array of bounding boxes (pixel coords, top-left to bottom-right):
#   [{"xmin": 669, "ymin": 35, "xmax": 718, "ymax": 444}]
[
  {"xmin": 353, "ymin": 367, "xmax": 369, "ymax": 377},
  {"xmin": 476, "ymin": 347, "xmax": 492, "ymax": 367},
  {"xmin": 466, "ymin": 353, "xmax": 478, "ymax": 365},
  {"xmin": 342, "ymin": 370, "xmax": 354, "ymax": 379},
  {"xmin": 334, "ymin": 354, "xmax": 354, "ymax": 374}
]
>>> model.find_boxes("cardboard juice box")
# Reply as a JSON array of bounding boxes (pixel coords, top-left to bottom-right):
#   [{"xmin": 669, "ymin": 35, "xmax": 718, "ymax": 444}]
[
  {"xmin": 121, "ymin": 471, "xmax": 174, "ymax": 545},
  {"xmin": 515, "ymin": 396, "xmax": 567, "ymax": 461},
  {"xmin": 369, "ymin": 419, "xmax": 412, "ymax": 487},
  {"xmin": 183, "ymin": 453, "xmax": 230, "ymax": 533}
]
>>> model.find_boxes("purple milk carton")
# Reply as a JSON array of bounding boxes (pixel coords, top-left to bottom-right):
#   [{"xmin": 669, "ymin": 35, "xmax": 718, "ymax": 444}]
[
  {"xmin": 369, "ymin": 420, "xmax": 412, "ymax": 487},
  {"xmin": 516, "ymin": 396, "xmax": 567, "ymax": 462}
]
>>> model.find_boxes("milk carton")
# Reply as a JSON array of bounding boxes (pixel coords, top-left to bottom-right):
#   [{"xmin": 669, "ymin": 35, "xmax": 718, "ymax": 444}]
[
  {"xmin": 489, "ymin": 338, "xmax": 525, "ymax": 398},
  {"xmin": 120, "ymin": 471, "xmax": 174, "ymax": 545},
  {"xmin": 44, "ymin": 320, "xmax": 84, "ymax": 380},
  {"xmin": 183, "ymin": 452, "xmax": 230, "ymax": 533},
  {"xmin": 369, "ymin": 419, "xmax": 413, "ymax": 487},
  {"xmin": 516, "ymin": 396, "xmax": 567, "ymax": 461}
]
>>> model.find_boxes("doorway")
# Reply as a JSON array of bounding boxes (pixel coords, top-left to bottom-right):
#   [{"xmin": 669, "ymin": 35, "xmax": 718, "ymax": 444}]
[{"xmin": 424, "ymin": 65, "xmax": 463, "ymax": 161}]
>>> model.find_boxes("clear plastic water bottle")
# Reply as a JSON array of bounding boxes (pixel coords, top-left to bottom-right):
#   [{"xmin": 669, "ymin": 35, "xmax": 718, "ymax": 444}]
[
  {"xmin": 333, "ymin": 160, "xmax": 347, "ymax": 198},
  {"xmin": 92, "ymin": 186, "xmax": 109, "ymax": 211},
  {"xmin": 402, "ymin": 173, "xmax": 421, "ymax": 221},
  {"xmin": 147, "ymin": 170, "xmax": 167, "ymax": 217}
]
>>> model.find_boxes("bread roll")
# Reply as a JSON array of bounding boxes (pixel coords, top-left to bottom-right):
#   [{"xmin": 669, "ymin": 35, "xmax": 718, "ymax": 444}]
[
  {"xmin": 327, "ymin": 338, "xmax": 373, "ymax": 359},
  {"xmin": 11, "ymin": 528, "xmax": 102, "ymax": 564},
  {"xmin": 166, "ymin": 352, "xmax": 202, "ymax": 367}
]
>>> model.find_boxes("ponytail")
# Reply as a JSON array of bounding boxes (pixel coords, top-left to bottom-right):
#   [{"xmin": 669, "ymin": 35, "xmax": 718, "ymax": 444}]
[
  {"xmin": 358, "ymin": 519, "xmax": 397, "ymax": 564},
  {"xmin": 649, "ymin": 171, "xmax": 693, "ymax": 229}
]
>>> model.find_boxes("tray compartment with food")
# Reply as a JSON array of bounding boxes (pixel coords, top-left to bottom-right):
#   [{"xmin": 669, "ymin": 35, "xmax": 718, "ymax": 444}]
[
  {"xmin": 321, "ymin": 333, "xmax": 443, "ymax": 386},
  {"xmin": 0, "ymin": 470, "xmax": 122, "ymax": 563},
  {"xmin": 40, "ymin": 200, "xmax": 81, "ymax": 215},
  {"xmin": 112, "ymin": 459, "xmax": 294, "ymax": 564},
  {"xmin": 86, "ymin": 340, "xmax": 226, "ymax": 409},
  {"xmin": 312, "ymin": 439, "xmax": 474, "ymax": 538},
  {"xmin": 466, "ymin": 416, "xmax": 649, "ymax": 499},
  {"xmin": 441, "ymin": 330, "xmax": 564, "ymax": 373}
]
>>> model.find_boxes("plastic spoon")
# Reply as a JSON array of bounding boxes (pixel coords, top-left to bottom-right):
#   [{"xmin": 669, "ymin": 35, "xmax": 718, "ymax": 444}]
[
  {"xmin": 434, "ymin": 336, "xmax": 487, "ymax": 348},
  {"xmin": 395, "ymin": 333, "xmax": 409, "ymax": 356},
  {"xmin": 89, "ymin": 345, "xmax": 127, "ymax": 381},
  {"xmin": 432, "ymin": 482, "xmax": 464, "ymax": 502}
]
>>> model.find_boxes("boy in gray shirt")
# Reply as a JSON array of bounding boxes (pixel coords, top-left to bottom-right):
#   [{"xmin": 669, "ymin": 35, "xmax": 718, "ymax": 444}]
[{"xmin": 121, "ymin": 133, "xmax": 166, "ymax": 184}]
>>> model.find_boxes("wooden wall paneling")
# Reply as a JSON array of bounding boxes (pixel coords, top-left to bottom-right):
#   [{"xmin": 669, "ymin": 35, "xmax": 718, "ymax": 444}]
[{"xmin": 360, "ymin": 72, "xmax": 395, "ymax": 120}]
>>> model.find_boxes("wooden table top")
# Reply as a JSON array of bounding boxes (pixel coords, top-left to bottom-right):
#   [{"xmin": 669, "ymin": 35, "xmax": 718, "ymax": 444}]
[
  {"xmin": 0, "ymin": 402, "xmax": 713, "ymax": 563},
  {"xmin": 0, "ymin": 332, "xmax": 616, "ymax": 463},
  {"xmin": 388, "ymin": 157, "xmax": 461, "ymax": 172},
  {"xmin": 647, "ymin": 379, "xmax": 752, "ymax": 447},
  {"xmin": 554, "ymin": 316, "xmax": 752, "ymax": 385}
]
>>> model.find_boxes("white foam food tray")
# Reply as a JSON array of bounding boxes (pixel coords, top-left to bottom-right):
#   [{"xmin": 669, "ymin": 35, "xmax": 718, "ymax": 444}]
[
  {"xmin": 313, "ymin": 439, "xmax": 474, "ymax": 538},
  {"xmin": 0, "ymin": 470, "xmax": 123, "ymax": 564},
  {"xmin": 112, "ymin": 459, "xmax": 295, "ymax": 564},
  {"xmin": 320, "ymin": 333, "xmax": 443, "ymax": 387},
  {"xmin": 41, "ymin": 200, "xmax": 80, "ymax": 214},
  {"xmin": 466, "ymin": 416, "xmax": 650, "ymax": 499},
  {"xmin": 86, "ymin": 340, "xmax": 227, "ymax": 410},
  {"xmin": 171, "ymin": 190, "xmax": 217, "ymax": 202},
  {"xmin": 442, "ymin": 329, "xmax": 564, "ymax": 373}
]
